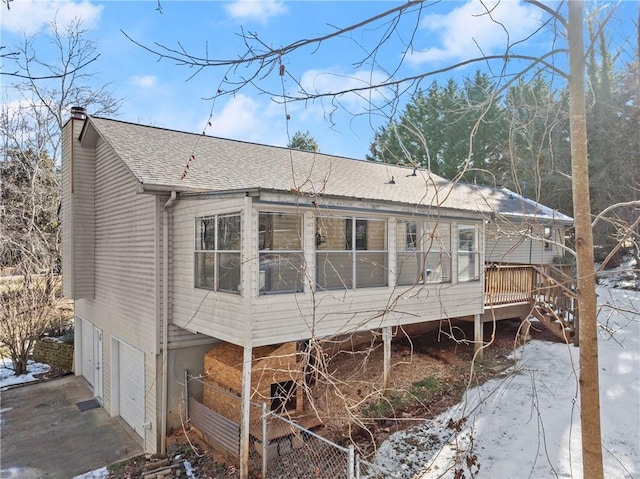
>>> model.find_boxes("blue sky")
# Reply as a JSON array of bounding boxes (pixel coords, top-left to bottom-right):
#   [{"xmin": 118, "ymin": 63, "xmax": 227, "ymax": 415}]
[{"xmin": 1, "ymin": 0, "xmax": 637, "ymax": 159}]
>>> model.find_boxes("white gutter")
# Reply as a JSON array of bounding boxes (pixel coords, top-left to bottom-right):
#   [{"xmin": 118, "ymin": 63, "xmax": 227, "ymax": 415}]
[{"xmin": 161, "ymin": 191, "xmax": 177, "ymax": 453}]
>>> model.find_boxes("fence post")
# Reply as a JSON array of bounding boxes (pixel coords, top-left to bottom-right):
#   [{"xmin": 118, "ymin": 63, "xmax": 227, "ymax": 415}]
[
  {"xmin": 184, "ymin": 370, "xmax": 189, "ymax": 423},
  {"xmin": 262, "ymin": 402, "xmax": 268, "ymax": 479},
  {"xmin": 348, "ymin": 444, "xmax": 355, "ymax": 479},
  {"xmin": 355, "ymin": 453, "xmax": 360, "ymax": 479}
]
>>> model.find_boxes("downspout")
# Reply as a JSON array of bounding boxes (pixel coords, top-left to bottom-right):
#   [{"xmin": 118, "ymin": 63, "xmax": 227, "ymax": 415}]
[{"xmin": 161, "ymin": 191, "xmax": 177, "ymax": 453}]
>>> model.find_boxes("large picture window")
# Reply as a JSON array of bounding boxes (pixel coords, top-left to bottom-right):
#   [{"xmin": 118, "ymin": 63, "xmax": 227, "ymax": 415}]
[
  {"xmin": 259, "ymin": 212, "xmax": 304, "ymax": 294},
  {"xmin": 316, "ymin": 216, "xmax": 388, "ymax": 290},
  {"xmin": 396, "ymin": 221, "xmax": 451, "ymax": 286},
  {"xmin": 195, "ymin": 214, "xmax": 241, "ymax": 293},
  {"xmin": 458, "ymin": 224, "xmax": 480, "ymax": 282}
]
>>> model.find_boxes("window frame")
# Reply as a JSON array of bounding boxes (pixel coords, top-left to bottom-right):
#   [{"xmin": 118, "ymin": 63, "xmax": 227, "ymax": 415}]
[
  {"xmin": 396, "ymin": 220, "xmax": 452, "ymax": 286},
  {"xmin": 315, "ymin": 215, "xmax": 388, "ymax": 290},
  {"xmin": 194, "ymin": 213, "xmax": 242, "ymax": 294},
  {"xmin": 457, "ymin": 224, "xmax": 480, "ymax": 282},
  {"xmin": 258, "ymin": 211, "xmax": 304, "ymax": 295}
]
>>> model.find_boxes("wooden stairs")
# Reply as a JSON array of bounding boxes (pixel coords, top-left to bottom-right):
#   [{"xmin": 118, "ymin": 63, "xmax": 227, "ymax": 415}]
[{"xmin": 530, "ymin": 265, "xmax": 579, "ymax": 345}]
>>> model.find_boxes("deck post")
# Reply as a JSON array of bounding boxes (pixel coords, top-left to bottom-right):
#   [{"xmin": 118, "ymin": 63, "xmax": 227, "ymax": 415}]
[
  {"xmin": 382, "ymin": 327, "xmax": 392, "ymax": 395},
  {"xmin": 240, "ymin": 344, "xmax": 253, "ymax": 479},
  {"xmin": 474, "ymin": 314, "xmax": 484, "ymax": 362}
]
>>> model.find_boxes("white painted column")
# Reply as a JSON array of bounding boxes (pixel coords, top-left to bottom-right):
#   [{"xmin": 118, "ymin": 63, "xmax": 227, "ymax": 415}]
[
  {"xmin": 382, "ymin": 327, "xmax": 392, "ymax": 395},
  {"xmin": 239, "ymin": 344, "xmax": 253, "ymax": 479}
]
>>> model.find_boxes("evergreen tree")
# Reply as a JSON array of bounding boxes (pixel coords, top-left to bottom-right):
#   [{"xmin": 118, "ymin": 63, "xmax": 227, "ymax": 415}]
[
  {"xmin": 288, "ymin": 130, "xmax": 319, "ymax": 152},
  {"xmin": 368, "ymin": 71, "xmax": 506, "ymax": 185}
]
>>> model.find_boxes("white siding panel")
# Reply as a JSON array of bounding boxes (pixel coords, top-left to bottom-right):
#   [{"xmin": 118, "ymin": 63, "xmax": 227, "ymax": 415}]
[
  {"xmin": 249, "ymin": 282, "xmax": 483, "ymax": 346},
  {"xmin": 485, "ymin": 220, "xmax": 561, "ymax": 265},
  {"xmin": 170, "ymin": 198, "xmax": 248, "ymax": 345}
]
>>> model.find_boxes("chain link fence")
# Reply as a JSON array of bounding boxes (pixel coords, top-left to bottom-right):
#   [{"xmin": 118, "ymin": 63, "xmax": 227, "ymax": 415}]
[
  {"xmin": 261, "ymin": 409, "xmax": 354, "ymax": 478},
  {"xmin": 185, "ymin": 372, "xmax": 361, "ymax": 478}
]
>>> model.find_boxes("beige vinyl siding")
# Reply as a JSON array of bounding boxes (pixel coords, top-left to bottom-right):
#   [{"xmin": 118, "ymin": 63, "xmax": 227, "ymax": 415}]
[
  {"xmin": 84, "ymin": 137, "xmax": 158, "ymax": 352},
  {"xmin": 249, "ymin": 282, "xmax": 483, "ymax": 346},
  {"xmin": 144, "ymin": 350, "xmax": 158, "ymax": 448},
  {"xmin": 485, "ymin": 219, "xmax": 563, "ymax": 265},
  {"xmin": 72, "ymin": 136, "xmax": 161, "ymax": 451},
  {"xmin": 170, "ymin": 197, "xmax": 246, "ymax": 345},
  {"xmin": 61, "ymin": 118, "xmax": 95, "ymax": 299},
  {"xmin": 61, "ymin": 121, "xmax": 73, "ymax": 297}
]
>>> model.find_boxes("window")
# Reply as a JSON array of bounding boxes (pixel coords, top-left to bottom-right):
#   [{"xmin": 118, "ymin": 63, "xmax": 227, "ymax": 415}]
[
  {"xmin": 316, "ymin": 216, "xmax": 388, "ymax": 290},
  {"xmin": 195, "ymin": 214, "xmax": 241, "ymax": 293},
  {"xmin": 396, "ymin": 221, "xmax": 451, "ymax": 286},
  {"xmin": 543, "ymin": 226, "xmax": 553, "ymax": 251},
  {"xmin": 259, "ymin": 212, "xmax": 304, "ymax": 294},
  {"xmin": 458, "ymin": 224, "xmax": 480, "ymax": 282}
]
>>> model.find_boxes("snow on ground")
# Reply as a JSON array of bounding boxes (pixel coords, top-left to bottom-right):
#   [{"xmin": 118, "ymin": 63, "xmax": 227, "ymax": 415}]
[
  {"xmin": 0, "ymin": 357, "xmax": 50, "ymax": 389},
  {"xmin": 597, "ymin": 256, "xmax": 639, "ymax": 291},
  {"xmin": 374, "ymin": 286, "xmax": 640, "ymax": 478},
  {"xmin": 72, "ymin": 467, "xmax": 109, "ymax": 479}
]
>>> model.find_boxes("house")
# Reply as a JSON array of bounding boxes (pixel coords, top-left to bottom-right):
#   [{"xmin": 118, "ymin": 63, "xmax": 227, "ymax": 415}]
[{"xmin": 61, "ymin": 109, "xmax": 573, "ymax": 462}]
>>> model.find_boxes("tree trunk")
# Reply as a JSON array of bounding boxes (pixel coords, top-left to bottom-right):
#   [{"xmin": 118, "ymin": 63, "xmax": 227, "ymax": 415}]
[
  {"xmin": 568, "ymin": 2, "xmax": 604, "ymax": 478},
  {"xmin": 13, "ymin": 352, "xmax": 29, "ymax": 376}
]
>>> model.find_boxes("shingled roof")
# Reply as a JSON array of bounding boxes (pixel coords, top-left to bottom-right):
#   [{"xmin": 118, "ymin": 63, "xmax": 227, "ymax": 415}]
[{"xmin": 81, "ymin": 116, "xmax": 572, "ymax": 223}]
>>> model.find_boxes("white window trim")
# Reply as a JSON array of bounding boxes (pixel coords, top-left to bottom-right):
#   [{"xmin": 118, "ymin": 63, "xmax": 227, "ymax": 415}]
[
  {"xmin": 258, "ymin": 211, "xmax": 304, "ymax": 295},
  {"xmin": 194, "ymin": 213, "xmax": 242, "ymax": 294},
  {"xmin": 315, "ymin": 215, "xmax": 389, "ymax": 290}
]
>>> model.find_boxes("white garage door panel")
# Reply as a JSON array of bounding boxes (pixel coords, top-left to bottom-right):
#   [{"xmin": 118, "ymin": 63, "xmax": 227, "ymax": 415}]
[
  {"xmin": 118, "ymin": 343, "xmax": 145, "ymax": 433},
  {"xmin": 81, "ymin": 320, "xmax": 94, "ymax": 386}
]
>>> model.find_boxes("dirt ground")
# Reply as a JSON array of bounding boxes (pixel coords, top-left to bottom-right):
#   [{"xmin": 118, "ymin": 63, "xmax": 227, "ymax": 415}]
[{"xmin": 107, "ymin": 318, "xmax": 562, "ymax": 478}]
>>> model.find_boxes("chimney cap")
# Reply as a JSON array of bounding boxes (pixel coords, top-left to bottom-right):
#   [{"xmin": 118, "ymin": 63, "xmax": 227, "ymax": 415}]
[{"xmin": 70, "ymin": 106, "xmax": 87, "ymax": 119}]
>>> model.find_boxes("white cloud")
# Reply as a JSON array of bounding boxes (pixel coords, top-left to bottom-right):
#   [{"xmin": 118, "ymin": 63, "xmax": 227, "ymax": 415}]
[
  {"xmin": 207, "ymin": 94, "xmax": 286, "ymax": 145},
  {"xmin": 129, "ymin": 75, "xmax": 158, "ymax": 89},
  {"xmin": 0, "ymin": 0, "xmax": 102, "ymax": 35},
  {"xmin": 408, "ymin": 0, "xmax": 542, "ymax": 65},
  {"xmin": 224, "ymin": 0, "xmax": 287, "ymax": 24}
]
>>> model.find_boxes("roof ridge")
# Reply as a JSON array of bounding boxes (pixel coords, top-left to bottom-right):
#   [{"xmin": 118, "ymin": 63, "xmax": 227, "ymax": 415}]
[{"xmin": 88, "ymin": 115, "xmax": 438, "ymax": 175}]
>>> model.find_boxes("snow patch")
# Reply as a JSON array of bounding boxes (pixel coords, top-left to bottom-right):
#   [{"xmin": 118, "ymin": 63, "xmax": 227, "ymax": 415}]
[
  {"xmin": 0, "ymin": 357, "xmax": 51, "ymax": 390},
  {"xmin": 373, "ymin": 286, "xmax": 640, "ymax": 478},
  {"xmin": 72, "ymin": 466, "xmax": 109, "ymax": 479}
]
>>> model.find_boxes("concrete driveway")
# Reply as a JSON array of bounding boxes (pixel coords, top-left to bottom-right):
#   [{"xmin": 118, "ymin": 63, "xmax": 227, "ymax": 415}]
[{"xmin": 0, "ymin": 375, "xmax": 142, "ymax": 478}]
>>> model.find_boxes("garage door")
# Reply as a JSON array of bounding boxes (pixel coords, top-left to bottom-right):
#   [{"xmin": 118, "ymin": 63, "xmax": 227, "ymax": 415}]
[
  {"xmin": 81, "ymin": 319, "xmax": 94, "ymax": 386},
  {"xmin": 118, "ymin": 342, "xmax": 145, "ymax": 434}
]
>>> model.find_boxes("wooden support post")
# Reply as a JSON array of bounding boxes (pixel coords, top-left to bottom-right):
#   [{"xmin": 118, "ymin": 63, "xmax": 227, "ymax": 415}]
[
  {"xmin": 474, "ymin": 314, "xmax": 484, "ymax": 362},
  {"xmin": 382, "ymin": 327, "xmax": 392, "ymax": 396},
  {"xmin": 240, "ymin": 345, "xmax": 252, "ymax": 479}
]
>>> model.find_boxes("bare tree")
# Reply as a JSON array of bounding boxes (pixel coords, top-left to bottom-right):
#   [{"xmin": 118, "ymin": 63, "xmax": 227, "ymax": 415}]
[
  {"xmin": 0, "ymin": 272, "xmax": 59, "ymax": 375},
  {"xmin": 0, "ymin": 17, "xmax": 120, "ymax": 374}
]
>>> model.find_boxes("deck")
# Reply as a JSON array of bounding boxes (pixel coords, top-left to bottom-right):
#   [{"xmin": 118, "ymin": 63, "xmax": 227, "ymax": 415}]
[{"xmin": 483, "ymin": 263, "xmax": 578, "ymax": 344}]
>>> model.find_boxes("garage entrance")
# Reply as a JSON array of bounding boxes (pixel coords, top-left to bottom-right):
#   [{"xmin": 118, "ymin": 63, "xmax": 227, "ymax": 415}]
[{"xmin": 112, "ymin": 338, "xmax": 145, "ymax": 437}]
